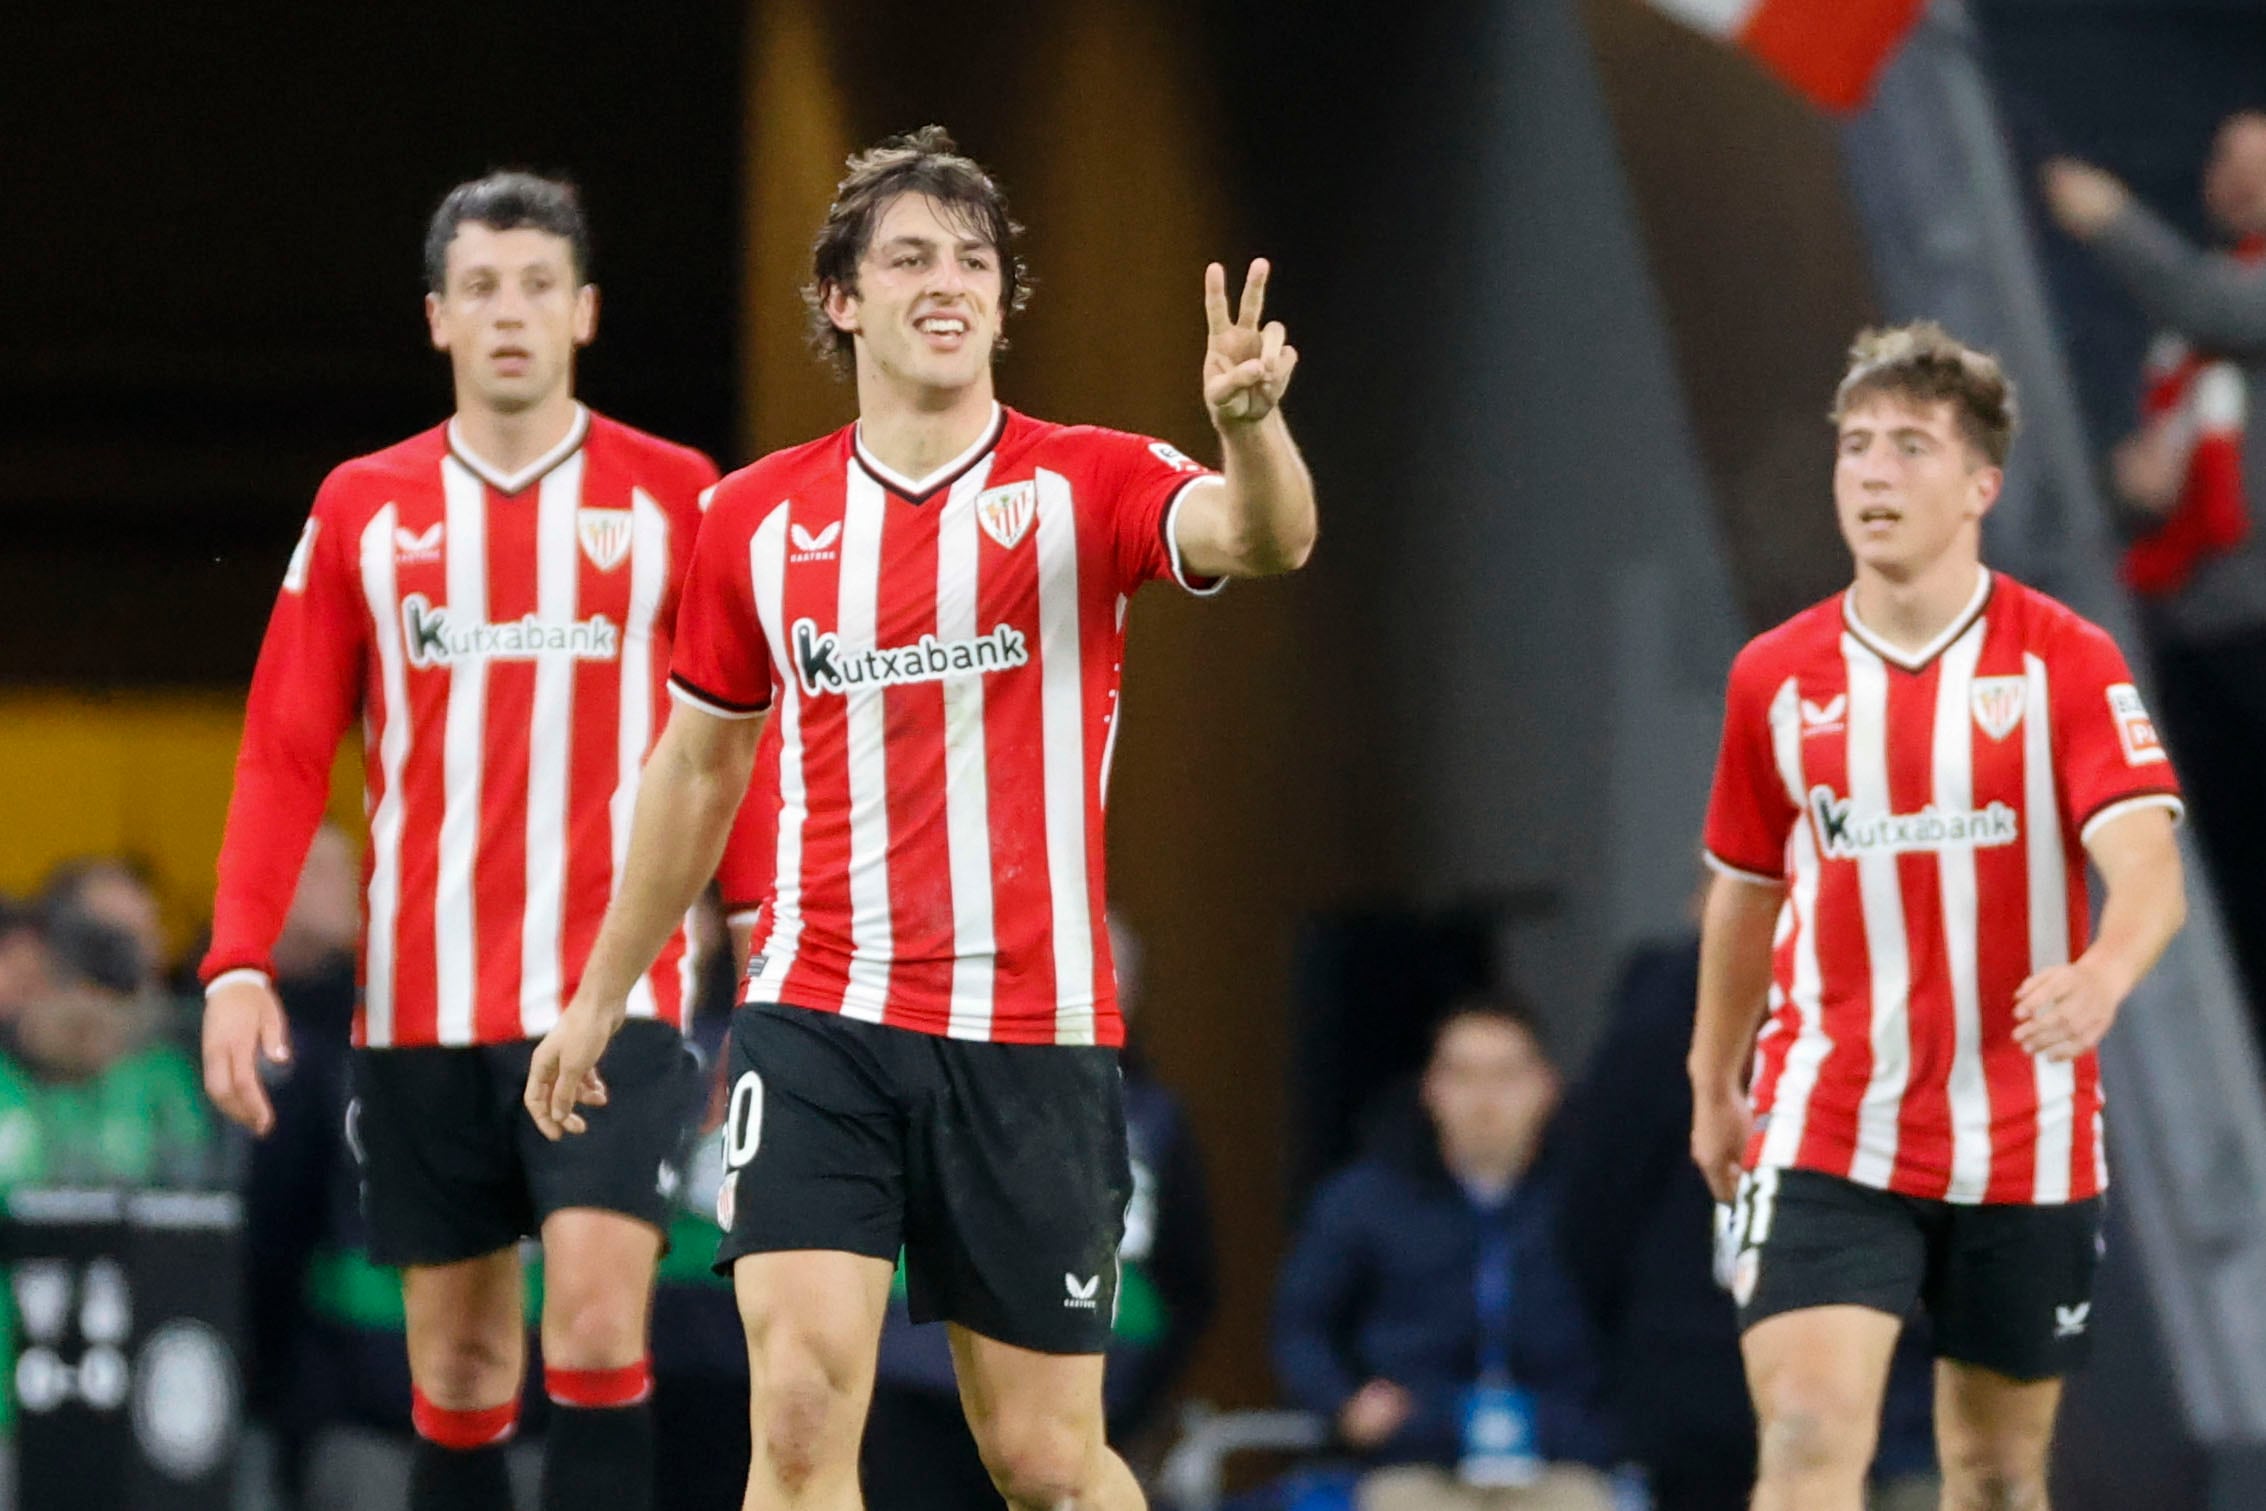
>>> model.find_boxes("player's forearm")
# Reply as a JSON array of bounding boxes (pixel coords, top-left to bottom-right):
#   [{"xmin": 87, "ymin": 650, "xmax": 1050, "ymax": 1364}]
[
  {"xmin": 575, "ymin": 716, "xmax": 761, "ymax": 1016},
  {"xmin": 2082, "ymin": 841, "xmax": 2187, "ymax": 1003},
  {"xmin": 1212, "ymin": 412, "xmax": 1316, "ymax": 575},
  {"xmin": 1689, "ymin": 875, "xmax": 1782, "ymax": 1092}
]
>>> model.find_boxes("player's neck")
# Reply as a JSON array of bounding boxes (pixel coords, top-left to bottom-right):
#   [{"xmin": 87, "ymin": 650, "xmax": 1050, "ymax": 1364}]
[
  {"xmin": 1849, "ymin": 555, "xmax": 1987, "ymax": 657},
  {"xmin": 451, "ymin": 388, "xmax": 583, "ymax": 480},
  {"xmin": 854, "ymin": 380, "xmax": 999, "ymax": 483}
]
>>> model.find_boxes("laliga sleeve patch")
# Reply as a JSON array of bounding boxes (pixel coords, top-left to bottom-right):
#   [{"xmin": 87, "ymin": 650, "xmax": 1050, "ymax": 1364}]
[{"xmin": 2106, "ymin": 684, "xmax": 2168, "ymax": 766}]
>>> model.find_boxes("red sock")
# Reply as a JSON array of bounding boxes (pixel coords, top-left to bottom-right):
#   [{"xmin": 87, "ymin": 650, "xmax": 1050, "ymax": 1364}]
[
  {"xmin": 545, "ymin": 1359, "xmax": 653, "ymax": 1409},
  {"xmin": 410, "ymin": 1386, "xmax": 519, "ymax": 1449}
]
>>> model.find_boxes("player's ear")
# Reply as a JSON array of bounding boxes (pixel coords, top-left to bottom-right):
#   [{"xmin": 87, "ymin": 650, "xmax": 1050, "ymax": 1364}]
[
  {"xmin": 425, "ymin": 291, "xmax": 450, "ymax": 353},
  {"xmin": 823, "ymin": 278, "xmax": 861, "ymax": 337},
  {"xmin": 574, "ymin": 284, "xmax": 599, "ymax": 347},
  {"xmin": 1970, "ymin": 462, "xmax": 2004, "ymax": 520}
]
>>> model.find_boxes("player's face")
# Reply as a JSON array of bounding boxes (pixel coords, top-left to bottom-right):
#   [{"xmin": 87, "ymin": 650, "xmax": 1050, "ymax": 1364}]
[
  {"xmin": 1422, "ymin": 1017, "xmax": 1559, "ymax": 1170},
  {"xmin": 426, "ymin": 225, "xmax": 596, "ymax": 415},
  {"xmin": 2205, "ymin": 115, "xmax": 2266, "ymax": 237},
  {"xmin": 828, "ymin": 193, "xmax": 1003, "ymax": 396},
  {"xmin": 1833, "ymin": 392, "xmax": 2000, "ymax": 582}
]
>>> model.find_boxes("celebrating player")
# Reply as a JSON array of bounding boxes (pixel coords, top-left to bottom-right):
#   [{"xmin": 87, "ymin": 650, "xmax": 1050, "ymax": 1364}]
[
  {"xmin": 525, "ymin": 126, "xmax": 1315, "ymax": 1510},
  {"xmin": 1691, "ymin": 323, "xmax": 2188, "ymax": 1510},
  {"xmin": 202, "ymin": 171, "xmax": 748, "ymax": 1511}
]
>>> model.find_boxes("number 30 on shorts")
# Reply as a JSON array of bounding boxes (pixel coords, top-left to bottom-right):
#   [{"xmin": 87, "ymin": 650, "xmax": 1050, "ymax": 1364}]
[{"xmin": 723, "ymin": 1070, "xmax": 765, "ymax": 1169}]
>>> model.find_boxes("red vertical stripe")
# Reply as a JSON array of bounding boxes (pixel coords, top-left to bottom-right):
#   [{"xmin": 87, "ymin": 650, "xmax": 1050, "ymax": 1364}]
[
  {"xmin": 779, "ymin": 500, "xmax": 853, "ymax": 1014},
  {"xmin": 391, "ymin": 516, "xmax": 449, "ymax": 1048},
  {"xmin": 1885, "ymin": 664, "xmax": 1952, "ymax": 1197},
  {"xmin": 980, "ymin": 505, "xmax": 1057, "ymax": 1034},
  {"xmin": 1975, "ymin": 634, "xmax": 2041, "ymax": 1202},
  {"xmin": 1792, "ymin": 667, "xmax": 1873, "ymax": 1179},
  {"xmin": 474, "ymin": 488, "xmax": 536, "ymax": 1042}
]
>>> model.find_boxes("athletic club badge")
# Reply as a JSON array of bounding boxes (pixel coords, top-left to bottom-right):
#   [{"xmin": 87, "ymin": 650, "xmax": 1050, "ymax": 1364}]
[
  {"xmin": 975, "ymin": 481, "xmax": 1037, "ymax": 551},
  {"xmin": 1969, "ymin": 676, "xmax": 2026, "ymax": 742},
  {"xmin": 577, "ymin": 508, "xmax": 634, "ymax": 572},
  {"xmin": 716, "ymin": 1169, "xmax": 738, "ymax": 1231}
]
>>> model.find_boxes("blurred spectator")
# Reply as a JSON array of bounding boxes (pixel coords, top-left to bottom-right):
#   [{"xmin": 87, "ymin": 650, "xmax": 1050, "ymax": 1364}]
[
  {"xmin": 0, "ymin": 899, "xmax": 48, "ymax": 1026},
  {"xmin": 1553, "ymin": 918, "xmax": 1938, "ymax": 1511},
  {"xmin": 38, "ymin": 858, "xmax": 171, "ymax": 997},
  {"xmin": 2043, "ymin": 115, "xmax": 2266, "ymax": 1026},
  {"xmin": 1272, "ymin": 1000, "xmax": 1616, "ymax": 1511},
  {"xmin": 860, "ymin": 913, "xmax": 1220, "ymax": 1509}
]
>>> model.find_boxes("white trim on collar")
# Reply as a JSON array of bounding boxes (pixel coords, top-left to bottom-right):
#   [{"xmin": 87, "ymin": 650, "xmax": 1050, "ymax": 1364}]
[
  {"xmin": 852, "ymin": 403, "xmax": 1004, "ymax": 498},
  {"xmin": 447, "ymin": 404, "xmax": 591, "ymax": 495},
  {"xmin": 1842, "ymin": 568, "xmax": 1993, "ymax": 672}
]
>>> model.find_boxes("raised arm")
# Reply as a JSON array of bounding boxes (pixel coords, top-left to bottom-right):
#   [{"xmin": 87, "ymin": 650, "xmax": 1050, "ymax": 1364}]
[
  {"xmin": 525, "ymin": 703, "xmax": 763, "ymax": 1137},
  {"xmin": 1172, "ymin": 259, "xmax": 1317, "ymax": 579},
  {"xmin": 2043, "ymin": 159, "xmax": 2266, "ymax": 355}
]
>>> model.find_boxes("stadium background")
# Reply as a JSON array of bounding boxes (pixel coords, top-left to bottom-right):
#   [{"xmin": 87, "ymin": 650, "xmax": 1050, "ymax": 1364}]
[{"xmin": 4, "ymin": 0, "xmax": 2265, "ymax": 1469}]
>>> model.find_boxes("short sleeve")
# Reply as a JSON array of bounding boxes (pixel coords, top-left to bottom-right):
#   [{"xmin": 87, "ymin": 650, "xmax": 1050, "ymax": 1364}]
[
  {"xmin": 2048, "ymin": 621, "xmax": 2184, "ymax": 846},
  {"xmin": 1092, "ymin": 430, "xmax": 1223, "ymax": 598},
  {"xmin": 1702, "ymin": 650, "xmax": 1796, "ymax": 884},
  {"xmin": 668, "ymin": 491, "xmax": 775, "ymax": 719}
]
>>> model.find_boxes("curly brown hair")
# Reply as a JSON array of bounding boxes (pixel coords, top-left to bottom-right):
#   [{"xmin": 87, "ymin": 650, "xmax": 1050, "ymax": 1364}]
[
  {"xmin": 803, "ymin": 126, "xmax": 1031, "ymax": 378},
  {"xmin": 1830, "ymin": 322, "xmax": 2019, "ymax": 467}
]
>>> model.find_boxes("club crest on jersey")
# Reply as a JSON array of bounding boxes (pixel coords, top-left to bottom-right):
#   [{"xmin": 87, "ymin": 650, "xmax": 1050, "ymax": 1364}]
[
  {"xmin": 976, "ymin": 481, "xmax": 1038, "ymax": 551},
  {"xmin": 577, "ymin": 509, "xmax": 634, "ymax": 572},
  {"xmin": 1799, "ymin": 694, "xmax": 1846, "ymax": 735},
  {"xmin": 1970, "ymin": 677, "xmax": 2026, "ymax": 742},
  {"xmin": 2106, "ymin": 684, "xmax": 2168, "ymax": 766},
  {"xmin": 1807, "ymin": 785, "xmax": 2019, "ymax": 860},
  {"xmin": 790, "ymin": 520, "xmax": 842, "ymax": 562},
  {"xmin": 789, "ymin": 617, "xmax": 1029, "ymax": 698},
  {"xmin": 394, "ymin": 522, "xmax": 444, "ymax": 563}
]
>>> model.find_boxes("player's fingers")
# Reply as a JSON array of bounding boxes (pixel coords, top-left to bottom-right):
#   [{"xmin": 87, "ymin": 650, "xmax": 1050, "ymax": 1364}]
[
  {"xmin": 1237, "ymin": 258, "xmax": 1270, "ymax": 329},
  {"xmin": 1203, "ymin": 262, "xmax": 1230, "ymax": 335},
  {"xmin": 580, "ymin": 1069, "xmax": 610, "ymax": 1107},
  {"xmin": 260, "ymin": 1003, "xmax": 293, "ymax": 1065},
  {"xmin": 1260, "ymin": 320, "xmax": 1287, "ymax": 369}
]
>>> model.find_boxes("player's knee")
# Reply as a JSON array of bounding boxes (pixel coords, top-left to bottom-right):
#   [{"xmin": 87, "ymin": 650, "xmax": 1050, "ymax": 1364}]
[
  {"xmin": 753, "ymin": 1372, "xmax": 853, "ymax": 1494},
  {"xmin": 411, "ymin": 1331, "xmax": 521, "ymax": 1409},
  {"xmin": 540, "ymin": 1285, "xmax": 644, "ymax": 1370},
  {"xmin": 1939, "ymin": 1429, "xmax": 2051, "ymax": 1509},
  {"xmin": 973, "ymin": 1412, "xmax": 1097, "ymax": 1509},
  {"xmin": 1753, "ymin": 1376, "xmax": 1875, "ymax": 1479}
]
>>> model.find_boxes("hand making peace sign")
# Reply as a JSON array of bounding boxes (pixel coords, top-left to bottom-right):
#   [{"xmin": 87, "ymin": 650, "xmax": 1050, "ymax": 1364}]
[{"xmin": 1203, "ymin": 258, "xmax": 1298, "ymax": 427}]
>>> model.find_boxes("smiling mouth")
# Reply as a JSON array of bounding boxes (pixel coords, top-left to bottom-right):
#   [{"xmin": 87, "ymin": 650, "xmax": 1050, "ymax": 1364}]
[{"xmin": 914, "ymin": 315, "xmax": 968, "ymax": 340}]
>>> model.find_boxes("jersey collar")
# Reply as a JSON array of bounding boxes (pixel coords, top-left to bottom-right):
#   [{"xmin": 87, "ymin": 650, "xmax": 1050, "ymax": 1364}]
[
  {"xmin": 1841, "ymin": 568, "xmax": 1993, "ymax": 672},
  {"xmin": 850, "ymin": 403, "xmax": 1005, "ymax": 506},
  {"xmin": 446, "ymin": 404, "xmax": 591, "ymax": 496}
]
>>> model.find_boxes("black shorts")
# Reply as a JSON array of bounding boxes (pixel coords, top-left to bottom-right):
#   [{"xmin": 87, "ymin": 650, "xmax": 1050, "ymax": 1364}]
[
  {"xmin": 350, "ymin": 1018, "xmax": 702, "ymax": 1268},
  {"xmin": 713, "ymin": 1002, "xmax": 1132, "ymax": 1356},
  {"xmin": 1722, "ymin": 1166, "xmax": 2105, "ymax": 1381}
]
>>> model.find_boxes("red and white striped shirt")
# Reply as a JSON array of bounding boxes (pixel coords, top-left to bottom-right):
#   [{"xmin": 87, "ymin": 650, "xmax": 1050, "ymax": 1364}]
[
  {"xmin": 671, "ymin": 405, "xmax": 1221, "ymax": 1047},
  {"xmin": 203, "ymin": 406, "xmax": 731, "ymax": 1048},
  {"xmin": 1703, "ymin": 572, "xmax": 2183, "ymax": 1204}
]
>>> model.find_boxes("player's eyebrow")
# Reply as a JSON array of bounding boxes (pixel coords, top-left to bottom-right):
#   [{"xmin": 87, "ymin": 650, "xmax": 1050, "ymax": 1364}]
[{"xmin": 876, "ymin": 232, "xmax": 995, "ymax": 255}]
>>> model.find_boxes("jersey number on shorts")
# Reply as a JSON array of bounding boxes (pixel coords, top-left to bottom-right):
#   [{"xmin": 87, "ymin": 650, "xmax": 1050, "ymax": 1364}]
[{"xmin": 724, "ymin": 1070, "xmax": 765, "ymax": 1168}]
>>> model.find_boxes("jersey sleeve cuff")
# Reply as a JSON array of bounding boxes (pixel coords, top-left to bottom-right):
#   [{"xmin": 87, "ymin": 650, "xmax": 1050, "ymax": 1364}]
[
  {"xmin": 724, "ymin": 906, "xmax": 765, "ymax": 928},
  {"xmin": 1163, "ymin": 477, "xmax": 1229, "ymax": 597},
  {"xmin": 2079, "ymin": 791, "xmax": 2185, "ymax": 847},
  {"xmin": 1703, "ymin": 851, "xmax": 1783, "ymax": 888},
  {"xmin": 668, "ymin": 675, "xmax": 770, "ymax": 720},
  {"xmin": 203, "ymin": 967, "xmax": 274, "ymax": 998}
]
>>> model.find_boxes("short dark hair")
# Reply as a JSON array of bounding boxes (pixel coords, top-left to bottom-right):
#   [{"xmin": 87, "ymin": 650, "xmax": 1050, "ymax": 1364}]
[
  {"xmin": 43, "ymin": 908, "xmax": 144, "ymax": 998},
  {"xmin": 424, "ymin": 171, "xmax": 593, "ymax": 295},
  {"xmin": 1832, "ymin": 321, "xmax": 2019, "ymax": 467},
  {"xmin": 1430, "ymin": 994, "xmax": 1553, "ymax": 1066},
  {"xmin": 804, "ymin": 125, "xmax": 1030, "ymax": 376}
]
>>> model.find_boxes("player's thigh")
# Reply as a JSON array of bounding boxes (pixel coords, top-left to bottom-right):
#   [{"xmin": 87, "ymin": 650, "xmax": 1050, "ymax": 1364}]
[
  {"xmin": 1933, "ymin": 1359, "xmax": 2062, "ymax": 1489},
  {"xmin": 1729, "ymin": 1168, "xmax": 1920, "ymax": 1453},
  {"xmin": 1925, "ymin": 1195, "xmax": 2103, "ymax": 1384},
  {"xmin": 537, "ymin": 1207, "xmax": 663, "ymax": 1366},
  {"xmin": 402, "ymin": 1246, "xmax": 526, "ymax": 1403},
  {"xmin": 946, "ymin": 1325, "xmax": 1108, "ymax": 1477},
  {"xmin": 732, "ymin": 1248, "xmax": 893, "ymax": 1409},
  {"xmin": 351, "ymin": 1045, "xmax": 530, "ymax": 1267},
  {"xmin": 513, "ymin": 1018, "xmax": 702, "ymax": 1240},
  {"xmin": 712, "ymin": 1004, "xmax": 908, "ymax": 1273},
  {"xmin": 903, "ymin": 1038, "xmax": 1131, "ymax": 1356}
]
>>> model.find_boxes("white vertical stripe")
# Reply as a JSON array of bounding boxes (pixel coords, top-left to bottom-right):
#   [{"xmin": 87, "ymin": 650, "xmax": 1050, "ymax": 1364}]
[
  {"xmin": 937, "ymin": 460, "xmax": 999, "ymax": 1040},
  {"xmin": 747, "ymin": 508, "xmax": 803, "ymax": 1005},
  {"xmin": 436, "ymin": 461, "xmax": 488, "ymax": 1046},
  {"xmin": 2024, "ymin": 652, "xmax": 2076, "ymax": 1203},
  {"xmin": 1934, "ymin": 626, "xmax": 1993, "ymax": 1202},
  {"xmin": 1760, "ymin": 679, "xmax": 1826, "ymax": 1171},
  {"xmin": 1844, "ymin": 641, "xmax": 1912, "ymax": 1189},
  {"xmin": 359, "ymin": 509, "xmax": 411, "ymax": 1047},
  {"xmin": 1097, "ymin": 596, "xmax": 1131, "ymax": 802},
  {"xmin": 615, "ymin": 488, "xmax": 670, "ymax": 1022},
  {"xmin": 837, "ymin": 474, "xmax": 894, "ymax": 1022},
  {"xmin": 519, "ymin": 457, "xmax": 582, "ymax": 1036},
  {"xmin": 1035, "ymin": 469, "xmax": 1096, "ymax": 1045}
]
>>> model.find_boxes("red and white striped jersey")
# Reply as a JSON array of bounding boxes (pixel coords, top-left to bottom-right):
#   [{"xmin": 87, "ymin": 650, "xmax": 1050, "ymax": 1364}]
[
  {"xmin": 670, "ymin": 405, "xmax": 1221, "ymax": 1047},
  {"xmin": 203, "ymin": 406, "xmax": 730, "ymax": 1048},
  {"xmin": 1703, "ymin": 572, "xmax": 2183, "ymax": 1205}
]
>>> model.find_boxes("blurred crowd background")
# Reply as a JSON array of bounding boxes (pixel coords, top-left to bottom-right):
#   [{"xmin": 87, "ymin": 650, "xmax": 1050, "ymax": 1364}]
[{"xmin": 5, "ymin": 1, "xmax": 2266, "ymax": 1508}]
